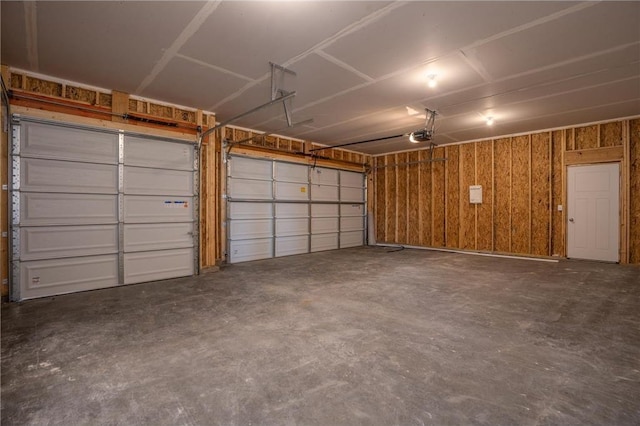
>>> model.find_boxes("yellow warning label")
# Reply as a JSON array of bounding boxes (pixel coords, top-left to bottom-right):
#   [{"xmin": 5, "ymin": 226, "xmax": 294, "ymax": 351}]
[{"xmin": 300, "ymin": 187, "xmax": 306, "ymax": 193}]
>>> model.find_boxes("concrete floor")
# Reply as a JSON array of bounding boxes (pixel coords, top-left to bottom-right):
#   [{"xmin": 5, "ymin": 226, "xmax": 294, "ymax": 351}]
[{"xmin": 2, "ymin": 247, "xmax": 639, "ymax": 425}]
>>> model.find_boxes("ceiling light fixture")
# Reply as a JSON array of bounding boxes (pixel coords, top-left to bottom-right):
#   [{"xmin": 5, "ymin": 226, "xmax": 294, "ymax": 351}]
[
  {"xmin": 427, "ymin": 74, "xmax": 437, "ymax": 88},
  {"xmin": 486, "ymin": 116, "xmax": 494, "ymax": 126}
]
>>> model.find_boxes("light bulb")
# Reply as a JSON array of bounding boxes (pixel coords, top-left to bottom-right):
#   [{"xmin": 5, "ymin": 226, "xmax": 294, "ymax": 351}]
[
  {"xmin": 427, "ymin": 74, "xmax": 437, "ymax": 88},
  {"xmin": 409, "ymin": 133, "xmax": 418, "ymax": 143},
  {"xmin": 486, "ymin": 117, "xmax": 494, "ymax": 126}
]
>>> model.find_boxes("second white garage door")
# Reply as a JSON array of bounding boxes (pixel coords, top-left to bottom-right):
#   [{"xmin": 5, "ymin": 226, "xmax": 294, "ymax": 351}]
[{"xmin": 227, "ymin": 155, "xmax": 365, "ymax": 263}]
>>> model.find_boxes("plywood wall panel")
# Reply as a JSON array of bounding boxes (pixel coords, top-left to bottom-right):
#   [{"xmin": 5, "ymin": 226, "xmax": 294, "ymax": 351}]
[
  {"xmin": 476, "ymin": 141, "xmax": 493, "ymax": 251},
  {"xmin": 375, "ymin": 157, "xmax": 387, "ymax": 242},
  {"xmin": 575, "ymin": 125, "xmax": 598, "ymax": 150},
  {"xmin": 531, "ymin": 133, "xmax": 551, "ymax": 256},
  {"xmin": 445, "ymin": 146, "xmax": 460, "ymax": 248},
  {"xmin": 432, "ymin": 147, "xmax": 446, "ymax": 247},
  {"xmin": 386, "ymin": 156, "xmax": 397, "ymax": 242},
  {"xmin": 396, "ymin": 153, "xmax": 408, "ymax": 244},
  {"xmin": 600, "ymin": 122, "xmax": 623, "ymax": 148},
  {"xmin": 551, "ymin": 130, "xmax": 565, "ymax": 257},
  {"xmin": 511, "ymin": 136, "xmax": 531, "ymax": 254},
  {"xmin": 418, "ymin": 150, "xmax": 432, "ymax": 246},
  {"xmin": 459, "ymin": 143, "xmax": 476, "ymax": 250},
  {"xmin": 629, "ymin": 119, "xmax": 640, "ymax": 263},
  {"xmin": 407, "ymin": 151, "xmax": 420, "ymax": 245},
  {"xmin": 494, "ymin": 138, "xmax": 511, "ymax": 252}
]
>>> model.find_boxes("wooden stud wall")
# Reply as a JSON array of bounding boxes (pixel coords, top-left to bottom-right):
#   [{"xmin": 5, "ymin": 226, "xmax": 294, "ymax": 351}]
[
  {"xmin": 630, "ymin": 119, "xmax": 640, "ymax": 263},
  {"xmin": 372, "ymin": 118, "xmax": 640, "ymax": 263}
]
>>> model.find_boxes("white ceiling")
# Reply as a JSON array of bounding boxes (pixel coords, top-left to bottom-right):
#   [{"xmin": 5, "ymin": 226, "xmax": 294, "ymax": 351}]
[{"xmin": 2, "ymin": 1, "xmax": 639, "ymax": 155}]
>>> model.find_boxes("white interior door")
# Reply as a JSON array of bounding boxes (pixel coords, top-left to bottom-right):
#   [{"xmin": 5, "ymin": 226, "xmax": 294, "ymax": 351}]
[{"xmin": 567, "ymin": 163, "xmax": 619, "ymax": 262}]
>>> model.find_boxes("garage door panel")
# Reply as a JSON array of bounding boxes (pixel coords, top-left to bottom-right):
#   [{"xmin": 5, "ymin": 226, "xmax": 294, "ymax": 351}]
[
  {"xmin": 124, "ymin": 223, "xmax": 193, "ymax": 252},
  {"xmin": 341, "ymin": 204, "xmax": 365, "ymax": 217},
  {"xmin": 311, "ymin": 233, "xmax": 339, "ymax": 252},
  {"xmin": 311, "ymin": 168, "xmax": 338, "ymax": 185},
  {"xmin": 19, "ymin": 255, "xmax": 119, "ymax": 300},
  {"xmin": 275, "ymin": 182, "xmax": 309, "ymax": 200},
  {"xmin": 21, "ymin": 192, "xmax": 118, "ymax": 226},
  {"xmin": 311, "ymin": 184, "xmax": 339, "ymax": 201},
  {"xmin": 340, "ymin": 171, "xmax": 364, "ymax": 188},
  {"xmin": 20, "ymin": 225, "xmax": 118, "ymax": 260},
  {"xmin": 124, "ymin": 167, "xmax": 193, "ymax": 196},
  {"xmin": 312, "ymin": 204, "xmax": 339, "ymax": 217},
  {"xmin": 124, "ymin": 195, "xmax": 193, "ymax": 223},
  {"xmin": 275, "ymin": 162, "xmax": 308, "ymax": 183},
  {"xmin": 229, "ymin": 202, "xmax": 273, "ymax": 219},
  {"xmin": 229, "ymin": 178, "xmax": 273, "ymax": 200},
  {"xmin": 124, "ymin": 137, "xmax": 194, "ymax": 170},
  {"xmin": 275, "ymin": 203, "xmax": 308, "ymax": 218},
  {"xmin": 21, "ymin": 121, "xmax": 118, "ymax": 164},
  {"xmin": 276, "ymin": 235, "xmax": 308, "ymax": 257},
  {"xmin": 341, "ymin": 216, "xmax": 364, "ymax": 232},
  {"xmin": 230, "ymin": 238, "xmax": 273, "ymax": 263},
  {"xmin": 124, "ymin": 248, "xmax": 194, "ymax": 285},
  {"xmin": 230, "ymin": 219, "xmax": 273, "ymax": 240},
  {"xmin": 22, "ymin": 158, "xmax": 118, "ymax": 194},
  {"xmin": 312, "ymin": 217, "xmax": 339, "ymax": 234},
  {"xmin": 276, "ymin": 218, "xmax": 308, "ymax": 237},
  {"xmin": 341, "ymin": 187, "xmax": 365, "ymax": 202},
  {"xmin": 341, "ymin": 231, "xmax": 364, "ymax": 248},
  {"xmin": 230, "ymin": 157, "xmax": 272, "ymax": 180}
]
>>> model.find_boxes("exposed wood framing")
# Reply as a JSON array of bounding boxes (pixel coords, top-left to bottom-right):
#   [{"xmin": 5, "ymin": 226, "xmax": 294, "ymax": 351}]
[{"xmin": 372, "ymin": 117, "xmax": 640, "ymax": 263}]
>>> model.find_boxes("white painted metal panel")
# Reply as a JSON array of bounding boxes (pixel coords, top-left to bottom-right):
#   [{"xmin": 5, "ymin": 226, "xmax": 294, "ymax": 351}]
[
  {"xmin": 124, "ymin": 136, "xmax": 194, "ymax": 170},
  {"xmin": 340, "ymin": 171, "xmax": 364, "ymax": 188},
  {"xmin": 276, "ymin": 235, "xmax": 309, "ymax": 257},
  {"xmin": 124, "ymin": 195, "xmax": 193, "ymax": 223},
  {"xmin": 21, "ymin": 158, "xmax": 118, "ymax": 194},
  {"xmin": 341, "ymin": 216, "xmax": 364, "ymax": 232},
  {"xmin": 21, "ymin": 121, "xmax": 118, "ymax": 164},
  {"xmin": 310, "ymin": 167, "xmax": 338, "ymax": 185},
  {"xmin": 275, "ymin": 218, "xmax": 308, "ymax": 237},
  {"xmin": 228, "ymin": 178, "xmax": 273, "ymax": 200},
  {"xmin": 312, "ymin": 204, "xmax": 339, "ymax": 217},
  {"xmin": 21, "ymin": 192, "xmax": 118, "ymax": 225},
  {"xmin": 275, "ymin": 162, "xmax": 308, "ymax": 183},
  {"xmin": 124, "ymin": 223, "xmax": 193, "ymax": 252},
  {"xmin": 20, "ymin": 225, "xmax": 118, "ymax": 260},
  {"xmin": 124, "ymin": 167, "xmax": 193, "ymax": 196},
  {"xmin": 341, "ymin": 231, "xmax": 364, "ymax": 248},
  {"xmin": 230, "ymin": 238, "xmax": 273, "ymax": 263},
  {"xmin": 311, "ymin": 233, "xmax": 339, "ymax": 252},
  {"xmin": 341, "ymin": 186, "xmax": 365, "ymax": 202},
  {"xmin": 276, "ymin": 203, "xmax": 308, "ymax": 218},
  {"xmin": 124, "ymin": 248, "xmax": 194, "ymax": 284},
  {"xmin": 341, "ymin": 204, "xmax": 365, "ymax": 217},
  {"xmin": 229, "ymin": 219, "xmax": 273, "ymax": 240},
  {"xmin": 275, "ymin": 182, "xmax": 309, "ymax": 200},
  {"xmin": 311, "ymin": 184, "xmax": 339, "ymax": 201},
  {"xmin": 312, "ymin": 217, "xmax": 339, "ymax": 234},
  {"xmin": 20, "ymin": 255, "xmax": 119, "ymax": 300},
  {"xmin": 229, "ymin": 202, "xmax": 273, "ymax": 219},
  {"xmin": 230, "ymin": 156, "xmax": 272, "ymax": 180}
]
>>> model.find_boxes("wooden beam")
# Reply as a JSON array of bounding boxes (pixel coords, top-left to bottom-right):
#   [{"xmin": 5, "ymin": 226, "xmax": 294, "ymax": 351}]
[
  {"xmin": 111, "ymin": 90, "xmax": 129, "ymax": 124},
  {"xmin": 564, "ymin": 146, "xmax": 624, "ymax": 165}
]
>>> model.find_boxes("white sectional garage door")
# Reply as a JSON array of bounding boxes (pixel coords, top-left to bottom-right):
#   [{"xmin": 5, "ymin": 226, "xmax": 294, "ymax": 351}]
[
  {"xmin": 227, "ymin": 155, "xmax": 365, "ymax": 263},
  {"xmin": 10, "ymin": 116, "xmax": 198, "ymax": 300}
]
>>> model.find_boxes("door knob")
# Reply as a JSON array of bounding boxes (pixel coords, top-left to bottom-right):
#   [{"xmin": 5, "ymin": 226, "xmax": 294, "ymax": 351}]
[{"xmin": 569, "ymin": 218, "xmax": 574, "ymax": 223}]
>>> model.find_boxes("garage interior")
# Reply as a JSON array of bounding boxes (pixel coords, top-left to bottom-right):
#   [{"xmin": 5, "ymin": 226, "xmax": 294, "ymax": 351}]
[{"xmin": 1, "ymin": 1, "xmax": 639, "ymax": 424}]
